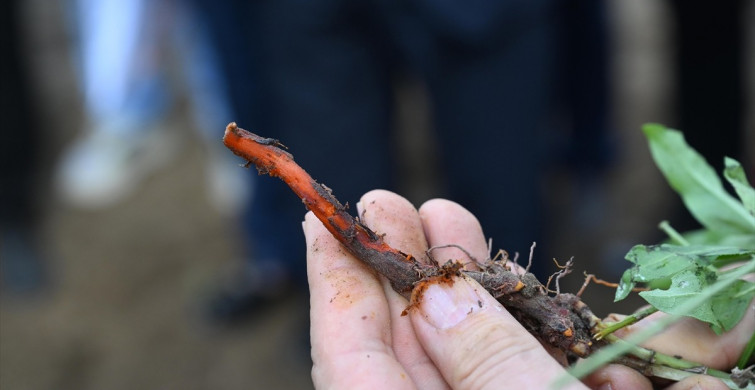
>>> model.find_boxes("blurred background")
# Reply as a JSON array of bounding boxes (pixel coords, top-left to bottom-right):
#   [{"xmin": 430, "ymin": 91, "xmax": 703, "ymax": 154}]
[{"xmin": 1, "ymin": 0, "xmax": 753, "ymax": 389}]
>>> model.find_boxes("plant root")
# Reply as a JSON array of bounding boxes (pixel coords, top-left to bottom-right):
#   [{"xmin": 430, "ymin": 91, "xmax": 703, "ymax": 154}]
[{"xmin": 223, "ymin": 123, "xmax": 604, "ymax": 360}]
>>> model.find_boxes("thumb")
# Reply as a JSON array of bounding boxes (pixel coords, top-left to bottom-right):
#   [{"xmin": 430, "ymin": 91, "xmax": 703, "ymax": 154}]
[{"xmin": 409, "ymin": 274, "xmax": 586, "ymax": 390}]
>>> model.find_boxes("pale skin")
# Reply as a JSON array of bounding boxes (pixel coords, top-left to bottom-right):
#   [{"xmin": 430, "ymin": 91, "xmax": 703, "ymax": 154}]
[{"xmin": 303, "ymin": 189, "xmax": 754, "ymax": 390}]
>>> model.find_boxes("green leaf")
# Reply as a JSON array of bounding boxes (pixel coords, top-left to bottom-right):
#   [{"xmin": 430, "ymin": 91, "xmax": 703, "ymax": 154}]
[
  {"xmin": 724, "ymin": 156, "xmax": 755, "ymax": 215},
  {"xmin": 711, "ymin": 279, "xmax": 755, "ymax": 334},
  {"xmin": 615, "ymin": 244, "xmax": 755, "ymax": 301},
  {"xmin": 681, "ymin": 229, "xmax": 755, "ymax": 249},
  {"xmin": 636, "ymin": 268, "xmax": 754, "ymax": 334},
  {"xmin": 561, "ymin": 260, "xmax": 755, "ymax": 387},
  {"xmin": 622, "ymin": 248, "xmax": 755, "ymax": 333},
  {"xmin": 643, "ymin": 124, "xmax": 755, "ymax": 235},
  {"xmin": 638, "ymin": 269, "xmax": 720, "ymax": 330}
]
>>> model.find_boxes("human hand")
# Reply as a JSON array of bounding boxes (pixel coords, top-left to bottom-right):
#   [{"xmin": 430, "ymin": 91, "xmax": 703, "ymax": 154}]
[{"xmin": 303, "ymin": 190, "xmax": 752, "ymax": 389}]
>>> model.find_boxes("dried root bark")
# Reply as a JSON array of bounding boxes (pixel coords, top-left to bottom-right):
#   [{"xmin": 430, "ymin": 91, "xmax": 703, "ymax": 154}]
[{"xmin": 223, "ymin": 122, "xmax": 604, "ymax": 361}]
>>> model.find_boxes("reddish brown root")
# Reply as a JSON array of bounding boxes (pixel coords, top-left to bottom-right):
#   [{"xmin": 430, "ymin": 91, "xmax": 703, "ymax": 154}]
[
  {"xmin": 223, "ymin": 123, "xmax": 423, "ymax": 295},
  {"xmin": 223, "ymin": 123, "xmax": 603, "ymax": 360}
]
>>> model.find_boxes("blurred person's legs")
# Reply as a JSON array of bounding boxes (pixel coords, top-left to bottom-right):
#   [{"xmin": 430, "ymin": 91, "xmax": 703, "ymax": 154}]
[
  {"xmin": 189, "ymin": 0, "xmax": 264, "ymax": 322},
  {"xmin": 247, "ymin": 0, "xmax": 396, "ymax": 279},
  {"xmin": 670, "ymin": 0, "xmax": 744, "ymax": 171},
  {"xmin": 555, "ymin": 0, "xmax": 620, "ymax": 276},
  {"xmin": 663, "ymin": 0, "xmax": 746, "ymax": 233},
  {"xmin": 399, "ymin": 2, "xmax": 560, "ymax": 277},
  {"xmin": 198, "ymin": 0, "xmax": 397, "ymax": 322},
  {"xmin": 197, "ymin": 0, "xmax": 564, "ymax": 320},
  {"xmin": 57, "ymin": 0, "xmax": 174, "ymax": 208},
  {"xmin": 172, "ymin": 1, "xmax": 252, "ymax": 216},
  {"xmin": 560, "ymin": 0, "xmax": 614, "ymax": 170},
  {"xmin": 1, "ymin": 0, "xmax": 48, "ymax": 294}
]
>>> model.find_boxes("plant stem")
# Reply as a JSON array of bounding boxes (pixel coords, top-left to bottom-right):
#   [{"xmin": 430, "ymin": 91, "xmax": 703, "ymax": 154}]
[
  {"xmin": 604, "ymin": 335, "xmax": 701, "ymax": 370},
  {"xmin": 608, "ymin": 335, "xmax": 753, "ymax": 389},
  {"xmin": 659, "ymin": 220, "xmax": 689, "ymax": 246},
  {"xmin": 738, "ymin": 330, "xmax": 755, "ymax": 369},
  {"xmin": 595, "ymin": 306, "xmax": 658, "ymax": 340},
  {"xmin": 615, "ymin": 356, "xmax": 753, "ymax": 390},
  {"xmin": 558, "ymin": 261, "xmax": 755, "ymax": 387}
]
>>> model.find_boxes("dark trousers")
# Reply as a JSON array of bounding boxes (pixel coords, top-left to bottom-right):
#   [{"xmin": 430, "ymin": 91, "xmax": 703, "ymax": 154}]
[{"xmin": 197, "ymin": 0, "xmax": 560, "ymax": 281}]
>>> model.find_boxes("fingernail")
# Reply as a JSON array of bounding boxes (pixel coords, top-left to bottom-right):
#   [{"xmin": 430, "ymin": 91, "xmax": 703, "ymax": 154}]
[
  {"xmin": 597, "ymin": 382, "xmax": 613, "ymax": 390},
  {"xmin": 418, "ymin": 276, "xmax": 485, "ymax": 329}
]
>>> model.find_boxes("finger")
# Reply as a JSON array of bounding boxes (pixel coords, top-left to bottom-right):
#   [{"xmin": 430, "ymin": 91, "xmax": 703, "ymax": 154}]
[
  {"xmin": 358, "ymin": 189, "xmax": 430, "ymax": 265},
  {"xmin": 582, "ymin": 364, "xmax": 652, "ymax": 390},
  {"xmin": 304, "ymin": 211, "xmax": 414, "ymax": 389},
  {"xmin": 615, "ymin": 298, "xmax": 755, "ymax": 369},
  {"xmin": 358, "ymin": 190, "xmax": 449, "ymax": 389},
  {"xmin": 664, "ymin": 375, "xmax": 728, "ymax": 390},
  {"xmin": 419, "ymin": 199, "xmax": 489, "ymax": 270},
  {"xmin": 409, "ymin": 274, "xmax": 586, "ymax": 390}
]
